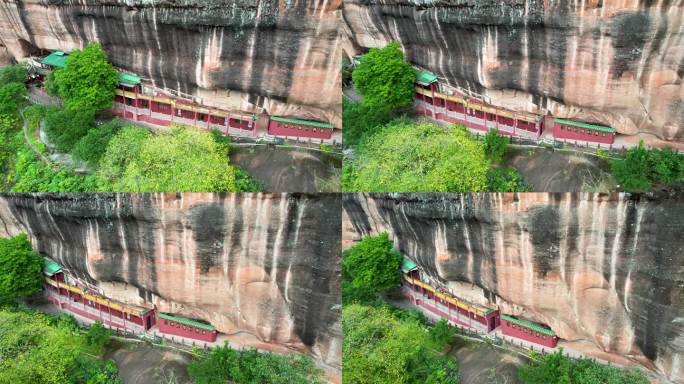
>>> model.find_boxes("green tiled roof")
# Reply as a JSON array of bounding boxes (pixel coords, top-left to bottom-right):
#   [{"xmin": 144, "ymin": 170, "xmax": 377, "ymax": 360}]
[
  {"xmin": 43, "ymin": 257, "xmax": 62, "ymax": 276},
  {"xmin": 118, "ymin": 72, "xmax": 141, "ymax": 87},
  {"xmin": 416, "ymin": 70, "xmax": 437, "ymax": 85},
  {"xmin": 271, "ymin": 116, "xmax": 334, "ymax": 129},
  {"xmin": 158, "ymin": 313, "xmax": 215, "ymax": 331},
  {"xmin": 401, "ymin": 256, "xmax": 418, "ymax": 273},
  {"xmin": 40, "ymin": 51, "xmax": 67, "ymax": 68},
  {"xmin": 502, "ymin": 314, "xmax": 556, "ymax": 337},
  {"xmin": 555, "ymin": 118, "xmax": 616, "ymax": 133}
]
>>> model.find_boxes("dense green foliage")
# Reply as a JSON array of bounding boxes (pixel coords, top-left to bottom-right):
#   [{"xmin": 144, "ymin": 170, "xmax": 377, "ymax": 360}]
[
  {"xmin": 11, "ymin": 145, "xmax": 99, "ymax": 192},
  {"xmin": 187, "ymin": 345, "xmax": 324, "ymax": 384},
  {"xmin": 487, "ymin": 167, "xmax": 532, "ymax": 192},
  {"xmin": 342, "ymin": 99, "xmax": 395, "ymax": 148},
  {"xmin": 611, "ymin": 142, "xmax": 684, "ymax": 191},
  {"xmin": 52, "ymin": 43, "xmax": 119, "ymax": 114},
  {"xmin": 44, "ymin": 108, "xmax": 95, "ymax": 152},
  {"xmin": 343, "ymin": 121, "xmax": 490, "ymax": 192},
  {"xmin": 0, "ymin": 234, "xmax": 42, "ymax": 303},
  {"xmin": 0, "ymin": 64, "xmax": 27, "ymax": 86},
  {"xmin": 0, "ymin": 82, "xmax": 27, "ymax": 117},
  {"xmin": 84, "ymin": 321, "xmax": 112, "ymax": 355},
  {"xmin": 98, "ymin": 126, "xmax": 239, "ymax": 192},
  {"xmin": 71, "ymin": 120, "xmax": 122, "ymax": 166},
  {"xmin": 343, "ymin": 304, "xmax": 459, "ymax": 384},
  {"xmin": 342, "ymin": 232, "xmax": 402, "ymax": 303},
  {"xmin": 0, "ymin": 115, "xmax": 21, "ymax": 189},
  {"xmin": 352, "ymin": 43, "xmax": 416, "ymax": 111},
  {"xmin": 483, "ymin": 128, "xmax": 509, "ymax": 164},
  {"xmin": 0, "ymin": 307, "xmax": 121, "ymax": 384},
  {"xmin": 518, "ymin": 350, "xmax": 647, "ymax": 384}
]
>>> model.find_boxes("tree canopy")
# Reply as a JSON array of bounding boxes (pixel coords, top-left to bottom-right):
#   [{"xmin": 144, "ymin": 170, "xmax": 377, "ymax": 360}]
[
  {"xmin": 44, "ymin": 108, "xmax": 95, "ymax": 153},
  {"xmin": 342, "ymin": 232, "xmax": 402, "ymax": 301},
  {"xmin": 0, "ymin": 64, "xmax": 27, "ymax": 86},
  {"xmin": 352, "ymin": 42, "xmax": 416, "ymax": 111},
  {"xmin": 343, "ymin": 121, "xmax": 490, "ymax": 192},
  {"xmin": 0, "ymin": 308, "xmax": 121, "ymax": 384},
  {"xmin": 98, "ymin": 126, "xmax": 239, "ymax": 192},
  {"xmin": 0, "ymin": 233, "xmax": 43, "ymax": 303},
  {"xmin": 52, "ymin": 43, "xmax": 119, "ymax": 113},
  {"xmin": 343, "ymin": 304, "xmax": 459, "ymax": 384}
]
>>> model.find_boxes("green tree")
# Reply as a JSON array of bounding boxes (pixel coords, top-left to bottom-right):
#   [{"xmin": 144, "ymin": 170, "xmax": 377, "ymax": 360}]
[
  {"xmin": 0, "ymin": 233, "xmax": 42, "ymax": 303},
  {"xmin": 11, "ymin": 145, "xmax": 100, "ymax": 192},
  {"xmin": 342, "ymin": 99, "xmax": 395, "ymax": 148},
  {"xmin": 0, "ymin": 307, "xmax": 122, "ymax": 384},
  {"xmin": 0, "ymin": 82, "xmax": 27, "ymax": 117},
  {"xmin": 352, "ymin": 42, "xmax": 416, "ymax": 111},
  {"xmin": 84, "ymin": 321, "xmax": 111, "ymax": 354},
  {"xmin": 72, "ymin": 120, "xmax": 122, "ymax": 166},
  {"xmin": 52, "ymin": 43, "xmax": 119, "ymax": 113},
  {"xmin": 99, "ymin": 126, "xmax": 239, "ymax": 192},
  {"xmin": 343, "ymin": 121, "xmax": 490, "ymax": 192},
  {"xmin": 483, "ymin": 128, "xmax": 509, "ymax": 164},
  {"xmin": 43, "ymin": 108, "xmax": 95, "ymax": 152},
  {"xmin": 611, "ymin": 142, "xmax": 652, "ymax": 191},
  {"xmin": 342, "ymin": 232, "xmax": 402, "ymax": 299},
  {"xmin": 343, "ymin": 304, "xmax": 459, "ymax": 384},
  {"xmin": 0, "ymin": 64, "xmax": 27, "ymax": 86}
]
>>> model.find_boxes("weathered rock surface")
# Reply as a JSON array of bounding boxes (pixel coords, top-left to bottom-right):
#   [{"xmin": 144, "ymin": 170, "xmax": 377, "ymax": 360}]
[
  {"xmin": 343, "ymin": 193, "xmax": 684, "ymax": 382},
  {"xmin": 0, "ymin": 193, "xmax": 342, "ymax": 368},
  {"xmin": 343, "ymin": 0, "xmax": 684, "ymax": 142},
  {"xmin": 0, "ymin": 0, "xmax": 342, "ymax": 125}
]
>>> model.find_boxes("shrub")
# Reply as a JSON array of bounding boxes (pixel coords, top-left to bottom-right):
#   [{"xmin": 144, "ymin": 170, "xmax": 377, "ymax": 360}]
[
  {"xmin": 84, "ymin": 321, "xmax": 112, "ymax": 354},
  {"xmin": 342, "ymin": 99, "xmax": 395, "ymax": 148},
  {"xmin": 11, "ymin": 145, "xmax": 100, "ymax": 192},
  {"xmin": 518, "ymin": 349, "xmax": 647, "ymax": 384},
  {"xmin": 0, "ymin": 82, "xmax": 27, "ymax": 117},
  {"xmin": 188, "ymin": 345, "xmax": 324, "ymax": 384},
  {"xmin": 487, "ymin": 167, "xmax": 532, "ymax": 192},
  {"xmin": 0, "ymin": 64, "xmax": 27, "ymax": 86},
  {"xmin": 611, "ymin": 141, "xmax": 684, "ymax": 191},
  {"xmin": 483, "ymin": 128, "xmax": 509, "ymax": 163},
  {"xmin": 72, "ymin": 120, "xmax": 122, "ymax": 166},
  {"xmin": 44, "ymin": 108, "xmax": 95, "ymax": 152}
]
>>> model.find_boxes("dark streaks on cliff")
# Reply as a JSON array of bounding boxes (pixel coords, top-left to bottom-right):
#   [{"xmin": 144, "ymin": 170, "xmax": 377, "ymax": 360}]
[{"xmin": 190, "ymin": 200, "xmax": 227, "ymax": 274}]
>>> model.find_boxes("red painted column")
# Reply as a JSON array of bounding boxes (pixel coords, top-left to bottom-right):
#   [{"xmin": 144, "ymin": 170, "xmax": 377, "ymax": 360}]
[
  {"xmin": 431, "ymin": 83, "xmax": 436, "ymax": 114},
  {"xmin": 194, "ymin": 110, "xmax": 197, "ymax": 127}
]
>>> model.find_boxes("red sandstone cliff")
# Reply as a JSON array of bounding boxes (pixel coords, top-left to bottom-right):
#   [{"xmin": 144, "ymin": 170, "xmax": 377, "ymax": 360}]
[
  {"xmin": 0, "ymin": 193, "xmax": 342, "ymax": 369},
  {"xmin": 343, "ymin": 193, "xmax": 684, "ymax": 383},
  {"xmin": 344, "ymin": 0, "xmax": 684, "ymax": 143},
  {"xmin": 0, "ymin": 0, "xmax": 342, "ymax": 126}
]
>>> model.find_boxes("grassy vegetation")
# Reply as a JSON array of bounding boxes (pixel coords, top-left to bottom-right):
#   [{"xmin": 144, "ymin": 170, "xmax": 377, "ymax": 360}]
[
  {"xmin": 187, "ymin": 345, "xmax": 324, "ymax": 384},
  {"xmin": 518, "ymin": 349, "xmax": 647, "ymax": 384}
]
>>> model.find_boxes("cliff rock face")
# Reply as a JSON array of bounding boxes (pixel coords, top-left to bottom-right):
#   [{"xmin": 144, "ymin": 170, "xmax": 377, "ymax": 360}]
[
  {"xmin": 0, "ymin": 193, "xmax": 342, "ymax": 368},
  {"xmin": 0, "ymin": 0, "xmax": 342, "ymax": 125},
  {"xmin": 344, "ymin": 0, "xmax": 684, "ymax": 142},
  {"xmin": 343, "ymin": 193, "xmax": 684, "ymax": 382}
]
